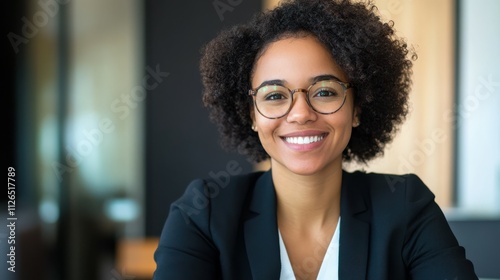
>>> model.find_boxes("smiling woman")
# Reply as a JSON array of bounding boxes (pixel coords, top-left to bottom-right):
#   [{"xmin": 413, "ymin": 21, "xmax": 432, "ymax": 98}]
[
  {"xmin": 250, "ymin": 35, "xmax": 357, "ymax": 178},
  {"xmin": 152, "ymin": 0, "xmax": 478, "ymax": 279}
]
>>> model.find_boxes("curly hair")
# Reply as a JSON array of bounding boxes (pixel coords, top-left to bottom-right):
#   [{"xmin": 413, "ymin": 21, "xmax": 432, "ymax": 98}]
[{"xmin": 200, "ymin": 0, "xmax": 415, "ymax": 163}]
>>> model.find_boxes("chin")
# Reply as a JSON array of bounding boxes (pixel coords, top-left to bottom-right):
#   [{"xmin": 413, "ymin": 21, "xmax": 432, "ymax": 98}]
[
  {"xmin": 271, "ymin": 153, "xmax": 343, "ymax": 176},
  {"xmin": 280, "ymin": 161, "xmax": 327, "ymax": 176}
]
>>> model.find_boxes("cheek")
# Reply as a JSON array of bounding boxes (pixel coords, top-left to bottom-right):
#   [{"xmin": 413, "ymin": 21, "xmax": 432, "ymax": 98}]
[
  {"xmin": 331, "ymin": 101, "xmax": 354, "ymax": 122},
  {"xmin": 256, "ymin": 116, "xmax": 277, "ymax": 135},
  {"xmin": 327, "ymin": 109, "xmax": 355, "ymax": 139},
  {"xmin": 255, "ymin": 117, "xmax": 281, "ymax": 146}
]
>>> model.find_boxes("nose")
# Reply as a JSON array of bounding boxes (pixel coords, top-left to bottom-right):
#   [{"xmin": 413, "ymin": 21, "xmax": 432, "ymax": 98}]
[{"xmin": 286, "ymin": 90, "xmax": 317, "ymax": 124}]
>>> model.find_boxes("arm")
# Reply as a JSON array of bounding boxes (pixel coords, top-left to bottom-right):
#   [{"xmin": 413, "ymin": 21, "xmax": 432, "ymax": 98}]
[
  {"xmin": 402, "ymin": 174, "xmax": 478, "ymax": 280},
  {"xmin": 153, "ymin": 179, "xmax": 221, "ymax": 280}
]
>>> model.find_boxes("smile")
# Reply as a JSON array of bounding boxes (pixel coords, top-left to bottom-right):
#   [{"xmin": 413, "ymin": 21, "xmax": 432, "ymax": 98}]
[{"xmin": 283, "ymin": 134, "xmax": 325, "ymax": 145}]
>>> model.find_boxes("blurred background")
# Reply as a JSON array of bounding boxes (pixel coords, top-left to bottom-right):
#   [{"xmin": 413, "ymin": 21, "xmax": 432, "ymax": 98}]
[{"xmin": 2, "ymin": 0, "xmax": 499, "ymax": 279}]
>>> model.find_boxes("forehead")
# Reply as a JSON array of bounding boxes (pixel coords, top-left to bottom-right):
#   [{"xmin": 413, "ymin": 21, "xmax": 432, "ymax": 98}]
[{"xmin": 251, "ymin": 35, "xmax": 347, "ymax": 86}]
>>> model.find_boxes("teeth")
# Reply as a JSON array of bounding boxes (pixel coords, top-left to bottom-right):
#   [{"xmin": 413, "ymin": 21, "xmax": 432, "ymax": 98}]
[{"xmin": 284, "ymin": 135, "xmax": 324, "ymax": 144}]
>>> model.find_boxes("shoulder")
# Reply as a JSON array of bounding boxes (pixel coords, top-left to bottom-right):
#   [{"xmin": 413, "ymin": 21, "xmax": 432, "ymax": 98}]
[
  {"xmin": 345, "ymin": 170, "xmax": 434, "ymax": 202},
  {"xmin": 343, "ymin": 171, "xmax": 478, "ymax": 278},
  {"xmin": 343, "ymin": 171, "xmax": 437, "ymax": 223},
  {"xmin": 175, "ymin": 171, "xmax": 265, "ymax": 207},
  {"xmin": 154, "ymin": 171, "xmax": 267, "ymax": 278},
  {"xmin": 169, "ymin": 171, "xmax": 266, "ymax": 229}
]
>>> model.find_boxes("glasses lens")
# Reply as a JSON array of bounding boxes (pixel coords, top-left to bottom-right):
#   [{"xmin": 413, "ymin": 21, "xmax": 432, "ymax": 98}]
[
  {"xmin": 308, "ymin": 80, "xmax": 346, "ymax": 114},
  {"xmin": 255, "ymin": 85, "xmax": 291, "ymax": 118}
]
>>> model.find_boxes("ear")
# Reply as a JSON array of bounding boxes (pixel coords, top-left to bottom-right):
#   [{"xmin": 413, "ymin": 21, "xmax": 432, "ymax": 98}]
[
  {"xmin": 352, "ymin": 106, "xmax": 361, "ymax": 128},
  {"xmin": 250, "ymin": 105, "xmax": 258, "ymax": 132}
]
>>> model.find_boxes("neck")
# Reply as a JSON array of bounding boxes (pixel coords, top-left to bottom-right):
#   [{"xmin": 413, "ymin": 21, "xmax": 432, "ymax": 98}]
[{"xmin": 272, "ymin": 162, "xmax": 342, "ymax": 232}]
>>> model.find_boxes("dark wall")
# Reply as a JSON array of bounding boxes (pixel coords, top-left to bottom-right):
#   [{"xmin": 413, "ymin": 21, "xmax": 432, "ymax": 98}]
[
  {"xmin": 145, "ymin": 1, "xmax": 261, "ymax": 236},
  {"xmin": 3, "ymin": 0, "xmax": 23, "ymax": 193}
]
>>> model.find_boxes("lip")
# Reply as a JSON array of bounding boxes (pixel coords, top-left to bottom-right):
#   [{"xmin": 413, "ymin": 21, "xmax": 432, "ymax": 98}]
[{"xmin": 279, "ymin": 130, "xmax": 328, "ymax": 151}]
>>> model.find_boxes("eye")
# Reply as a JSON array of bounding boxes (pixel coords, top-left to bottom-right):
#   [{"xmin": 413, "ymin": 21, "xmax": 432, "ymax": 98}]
[
  {"xmin": 265, "ymin": 92, "xmax": 288, "ymax": 101},
  {"xmin": 258, "ymin": 85, "xmax": 289, "ymax": 102},
  {"xmin": 313, "ymin": 88, "xmax": 339, "ymax": 98}
]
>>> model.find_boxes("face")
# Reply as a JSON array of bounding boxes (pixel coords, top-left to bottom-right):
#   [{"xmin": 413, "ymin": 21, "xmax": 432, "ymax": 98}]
[{"xmin": 251, "ymin": 35, "xmax": 359, "ymax": 176}]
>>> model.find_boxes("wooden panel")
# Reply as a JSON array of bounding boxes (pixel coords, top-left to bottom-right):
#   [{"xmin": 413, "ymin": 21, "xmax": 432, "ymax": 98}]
[
  {"xmin": 348, "ymin": 0, "xmax": 455, "ymax": 208},
  {"xmin": 116, "ymin": 238, "xmax": 159, "ymax": 279}
]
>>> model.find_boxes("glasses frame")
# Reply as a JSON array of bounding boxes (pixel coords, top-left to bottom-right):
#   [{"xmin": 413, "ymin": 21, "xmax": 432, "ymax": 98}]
[{"xmin": 248, "ymin": 78, "xmax": 352, "ymax": 119}]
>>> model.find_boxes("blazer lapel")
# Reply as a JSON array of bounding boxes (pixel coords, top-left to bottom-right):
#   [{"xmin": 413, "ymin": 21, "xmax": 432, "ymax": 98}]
[
  {"xmin": 243, "ymin": 171, "xmax": 281, "ymax": 279},
  {"xmin": 339, "ymin": 171, "xmax": 371, "ymax": 280}
]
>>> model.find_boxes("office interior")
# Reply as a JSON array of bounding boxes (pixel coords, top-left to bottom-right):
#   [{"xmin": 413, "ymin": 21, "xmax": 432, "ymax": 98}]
[{"xmin": 2, "ymin": 0, "xmax": 499, "ymax": 279}]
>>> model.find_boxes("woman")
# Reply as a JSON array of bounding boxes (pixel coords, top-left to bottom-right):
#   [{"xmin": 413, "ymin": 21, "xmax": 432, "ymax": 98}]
[{"xmin": 153, "ymin": 0, "xmax": 478, "ymax": 279}]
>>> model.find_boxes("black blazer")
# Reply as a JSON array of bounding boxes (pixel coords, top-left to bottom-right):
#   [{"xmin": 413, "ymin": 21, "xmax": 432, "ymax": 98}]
[{"xmin": 153, "ymin": 170, "xmax": 477, "ymax": 279}]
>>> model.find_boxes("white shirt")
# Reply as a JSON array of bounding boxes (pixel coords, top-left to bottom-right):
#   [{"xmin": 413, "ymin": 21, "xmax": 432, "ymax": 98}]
[{"xmin": 279, "ymin": 218, "xmax": 340, "ymax": 280}]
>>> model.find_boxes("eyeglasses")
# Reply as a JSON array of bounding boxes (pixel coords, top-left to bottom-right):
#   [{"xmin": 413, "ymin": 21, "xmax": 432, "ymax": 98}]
[{"xmin": 248, "ymin": 78, "xmax": 352, "ymax": 119}]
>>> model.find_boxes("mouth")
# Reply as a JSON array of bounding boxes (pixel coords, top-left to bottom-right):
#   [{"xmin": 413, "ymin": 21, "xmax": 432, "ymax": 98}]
[{"xmin": 281, "ymin": 133, "xmax": 327, "ymax": 145}]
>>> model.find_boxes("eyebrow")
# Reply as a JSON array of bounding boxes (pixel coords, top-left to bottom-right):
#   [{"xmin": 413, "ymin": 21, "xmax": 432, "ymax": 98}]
[
  {"xmin": 311, "ymin": 74, "xmax": 343, "ymax": 83},
  {"xmin": 255, "ymin": 74, "xmax": 343, "ymax": 89},
  {"xmin": 255, "ymin": 79, "xmax": 285, "ymax": 89}
]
